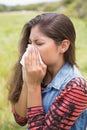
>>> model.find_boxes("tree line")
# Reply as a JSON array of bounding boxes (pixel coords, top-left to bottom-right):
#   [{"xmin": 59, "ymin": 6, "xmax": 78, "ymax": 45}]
[{"xmin": 0, "ymin": 0, "xmax": 87, "ymax": 19}]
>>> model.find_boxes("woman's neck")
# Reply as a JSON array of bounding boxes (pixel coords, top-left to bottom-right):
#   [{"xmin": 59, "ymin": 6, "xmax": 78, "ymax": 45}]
[
  {"xmin": 48, "ymin": 60, "xmax": 65, "ymax": 77},
  {"xmin": 44, "ymin": 60, "xmax": 65, "ymax": 86}
]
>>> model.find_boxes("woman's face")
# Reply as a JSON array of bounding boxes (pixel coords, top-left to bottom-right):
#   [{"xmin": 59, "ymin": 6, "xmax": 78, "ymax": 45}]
[{"xmin": 29, "ymin": 25, "xmax": 64, "ymax": 67}]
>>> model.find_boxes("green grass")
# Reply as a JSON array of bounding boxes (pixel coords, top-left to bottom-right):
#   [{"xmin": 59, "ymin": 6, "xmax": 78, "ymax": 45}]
[
  {"xmin": 0, "ymin": 11, "xmax": 41, "ymax": 130},
  {"xmin": 0, "ymin": 11, "xmax": 87, "ymax": 130}
]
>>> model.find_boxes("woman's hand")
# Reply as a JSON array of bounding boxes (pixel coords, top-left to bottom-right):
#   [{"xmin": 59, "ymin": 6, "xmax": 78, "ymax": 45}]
[{"xmin": 22, "ymin": 45, "xmax": 47, "ymax": 90}]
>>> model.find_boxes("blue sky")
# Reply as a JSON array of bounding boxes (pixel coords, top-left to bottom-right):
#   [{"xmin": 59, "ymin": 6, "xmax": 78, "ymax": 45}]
[{"xmin": 0, "ymin": 0, "xmax": 59, "ymax": 6}]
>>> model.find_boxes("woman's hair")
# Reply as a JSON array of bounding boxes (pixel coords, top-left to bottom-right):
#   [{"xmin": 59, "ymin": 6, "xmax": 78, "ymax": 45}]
[{"xmin": 8, "ymin": 12, "xmax": 76, "ymax": 104}]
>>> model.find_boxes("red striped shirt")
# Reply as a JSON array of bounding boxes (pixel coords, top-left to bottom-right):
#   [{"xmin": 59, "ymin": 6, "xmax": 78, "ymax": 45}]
[{"xmin": 13, "ymin": 78, "xmax": 87, "ymax": 129}]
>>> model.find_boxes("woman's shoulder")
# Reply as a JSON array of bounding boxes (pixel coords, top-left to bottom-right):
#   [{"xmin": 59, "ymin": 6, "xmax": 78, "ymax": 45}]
[
  {"xmin": 65, "ymin": 77, "xmax": 87, "ymax": 94},
  {"xmin": 69, "ymin": 77, "xmax": 87, "ymax": 87}
]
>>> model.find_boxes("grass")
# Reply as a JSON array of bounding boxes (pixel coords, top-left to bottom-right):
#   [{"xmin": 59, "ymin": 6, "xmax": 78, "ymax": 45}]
[
  {"xmin": 0, "ymin": 11, "xmax": 40, "ymax": 130},
  {"xmin": 0, "ymin": 11, "xmax": 87, "ymax": 130}
]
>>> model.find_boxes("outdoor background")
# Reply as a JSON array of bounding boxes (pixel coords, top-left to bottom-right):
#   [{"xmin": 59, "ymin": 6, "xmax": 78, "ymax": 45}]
[{"xmin": 0, "ymin": 0, "xmax": 87, "ymax": 129}]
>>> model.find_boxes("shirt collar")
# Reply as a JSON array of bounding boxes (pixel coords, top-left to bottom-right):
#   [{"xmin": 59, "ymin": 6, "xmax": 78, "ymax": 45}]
[{"xmin": 46, "ymin": 63, "xmax": 76, "ymax": 90}]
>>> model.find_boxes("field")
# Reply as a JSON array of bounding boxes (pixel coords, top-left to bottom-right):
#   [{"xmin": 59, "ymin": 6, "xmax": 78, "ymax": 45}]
[{"xmin": 0, "ymin": 11, "xmax": 87, "ymax": 130}]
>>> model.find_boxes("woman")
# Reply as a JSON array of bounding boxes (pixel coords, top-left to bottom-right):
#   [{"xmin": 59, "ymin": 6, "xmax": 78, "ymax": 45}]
[{"xmin": 8, "ymin": 13, "xmax": 87, "ymax": 130}]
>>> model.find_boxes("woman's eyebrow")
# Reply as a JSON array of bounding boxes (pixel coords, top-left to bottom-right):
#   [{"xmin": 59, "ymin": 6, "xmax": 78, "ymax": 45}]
[{"xmin": 29, "ymin": 38, "xmax": 45, "ymax": 42}]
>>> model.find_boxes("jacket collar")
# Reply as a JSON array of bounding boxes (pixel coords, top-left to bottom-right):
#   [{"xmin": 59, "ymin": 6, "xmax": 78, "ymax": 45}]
[{"xmin": 46, "ymin": 63, "xmax": 82, "ymax": 90}]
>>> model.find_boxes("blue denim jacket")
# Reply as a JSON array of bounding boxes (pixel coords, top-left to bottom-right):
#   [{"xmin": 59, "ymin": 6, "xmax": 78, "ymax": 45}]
[{"xmin": 42, "ymin": 63, "xmax": 87, "ymax": 130}]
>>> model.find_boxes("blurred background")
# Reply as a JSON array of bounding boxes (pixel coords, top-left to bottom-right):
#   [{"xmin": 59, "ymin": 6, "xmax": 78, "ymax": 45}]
[{"xmin": 0, "ymin": 0, "xmax": 87, "ymax": 129}]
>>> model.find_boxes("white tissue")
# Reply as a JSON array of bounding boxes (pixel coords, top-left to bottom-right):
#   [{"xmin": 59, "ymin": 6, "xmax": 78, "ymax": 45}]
[
  {"xmin": 20, "ymin": 49, "xmax": 28, "ymax": 67},
  {"xmin": 20, "ymin": 46, "xmax": 43, "ymax": 67}
]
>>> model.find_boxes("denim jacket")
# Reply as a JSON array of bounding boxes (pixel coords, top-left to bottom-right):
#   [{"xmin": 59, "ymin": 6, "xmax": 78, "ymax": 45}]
[{"xmin": 42, "ymin": 63, "xmax": 87, "ymax": 130}]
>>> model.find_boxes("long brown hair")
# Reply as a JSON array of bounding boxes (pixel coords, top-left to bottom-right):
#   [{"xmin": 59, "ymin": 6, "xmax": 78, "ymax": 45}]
[{"xmin": 8, "ymin": 13, "xmax": 76, "ymax": 104}]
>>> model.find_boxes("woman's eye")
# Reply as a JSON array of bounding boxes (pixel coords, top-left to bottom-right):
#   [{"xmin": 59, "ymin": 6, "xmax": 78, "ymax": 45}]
[{"xmin": 36, "ymin": 42, "xmax": 44, "ymax": 45}]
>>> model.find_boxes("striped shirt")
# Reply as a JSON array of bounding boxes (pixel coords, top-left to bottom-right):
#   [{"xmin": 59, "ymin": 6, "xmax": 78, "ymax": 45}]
[{"xmin": 13, "ymin": 77, "xmax": 87, "ymax": 130}]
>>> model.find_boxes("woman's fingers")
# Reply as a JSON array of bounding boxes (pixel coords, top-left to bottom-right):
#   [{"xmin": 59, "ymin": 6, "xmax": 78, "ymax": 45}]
[
  {"xmin": 22, "ymin": 45, "xmax": 47, "ymax": 86},
  {"xmin": 26, "ymin": 45, "xmax": 41, "ymax": 66}
]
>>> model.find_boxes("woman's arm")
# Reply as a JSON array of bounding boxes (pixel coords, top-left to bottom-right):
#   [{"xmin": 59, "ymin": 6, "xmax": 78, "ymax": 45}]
[
  {"xmin": 12, "ymin": 106, "xmax": 27, "ymax": 126},
  {"xmin": 27, "ymin": 78, "xmax": 87, "ymax": 130},
  {"xmin": 27, "ymin": 84, "xmax": 42, "ymax": 108},
  {"xmin": 14, "ymin": 83, "xmax": 27, "ymax": 117},
  {"xmin": 12, "ymin": 83, "xmax": 27, "ymax": 126}
]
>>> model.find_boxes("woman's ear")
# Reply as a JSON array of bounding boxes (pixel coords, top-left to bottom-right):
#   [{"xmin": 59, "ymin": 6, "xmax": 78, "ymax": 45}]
[{"xmin": 60, "ymin": 40, "xmax": 70, "ymax": 53}]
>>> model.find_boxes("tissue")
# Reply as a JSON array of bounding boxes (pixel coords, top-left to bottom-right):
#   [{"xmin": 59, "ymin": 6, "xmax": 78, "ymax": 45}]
[{"xmin": 20, "ymin": 46, "xmax": 43, "ymax": 67}]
